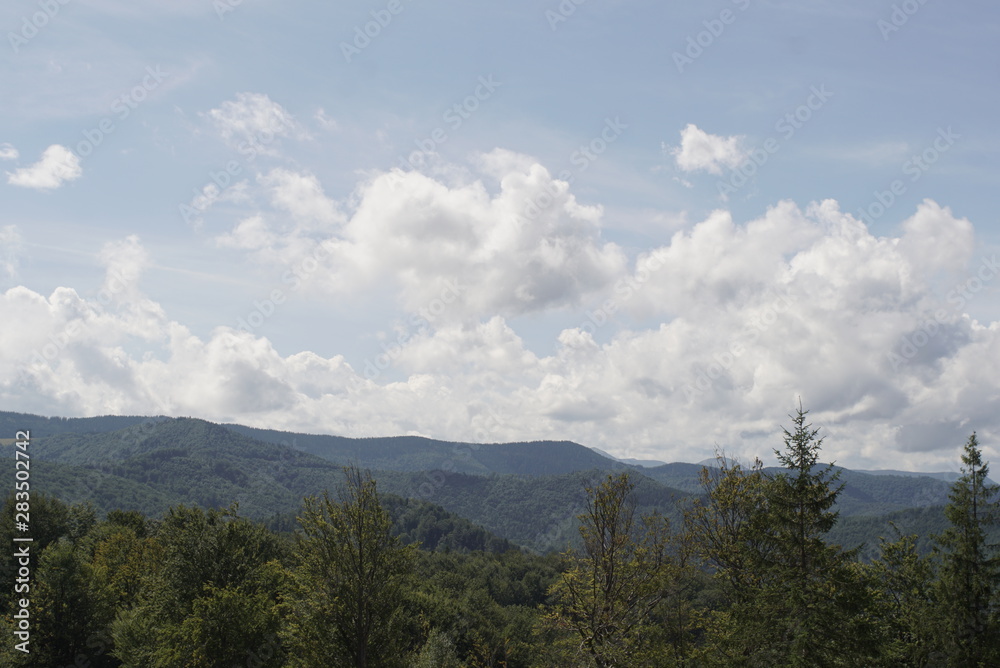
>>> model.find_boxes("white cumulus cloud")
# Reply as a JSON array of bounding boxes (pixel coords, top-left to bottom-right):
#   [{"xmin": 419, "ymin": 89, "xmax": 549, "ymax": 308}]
[
  {"xmin": 669, "ymin": 123, "xmax": 748, "ymax": 175},
  {"xmin": 214, "ymin": 150, "xmax": 627, "ymax": 321},
  {"xmin": 6, "ymin": 145, "xmax": 82, "ymax": 190},
  {"xmin": 2, "ymin": 164, "xmax": 997, "ymax": 473}
]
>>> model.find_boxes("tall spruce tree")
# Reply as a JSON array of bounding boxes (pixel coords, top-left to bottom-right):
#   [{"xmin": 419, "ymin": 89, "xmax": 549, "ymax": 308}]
[
  {"xmin": 762, "ymin": 402, "xmax": 876, "ymax": 667},
  {"xmin": 868, "ymin": 525, "xmax": 937, "ymax": 667},
  {"xmin": 692, "ymin": 403, "xmax": 876, "ymax": 666},
  {"xmin": 933, "ymin": 432, "xmax": 1000, "ymax": 666}
]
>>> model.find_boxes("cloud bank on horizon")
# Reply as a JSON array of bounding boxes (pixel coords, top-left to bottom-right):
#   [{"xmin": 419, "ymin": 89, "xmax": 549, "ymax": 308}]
[{"xmin": 2, "ymin": 1, "xmax": 998, "ymax": 471}]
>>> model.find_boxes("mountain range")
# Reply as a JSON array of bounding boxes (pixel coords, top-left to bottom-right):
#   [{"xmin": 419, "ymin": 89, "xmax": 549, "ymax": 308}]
[{"xmin": 0, "ymin": 410, "xmax": 981, "ymax": 556}]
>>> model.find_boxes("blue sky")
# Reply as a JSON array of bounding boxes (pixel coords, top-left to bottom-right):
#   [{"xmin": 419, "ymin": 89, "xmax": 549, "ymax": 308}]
[{"xmin": 2, "ymin": 0, "xmax": 998, "ymax": 470}]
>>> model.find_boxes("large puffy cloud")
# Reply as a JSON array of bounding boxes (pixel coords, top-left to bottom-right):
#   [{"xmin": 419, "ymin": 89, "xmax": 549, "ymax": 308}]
[
  {"xmin": 215, "ymin": 150, "xmax": 628, "ymax": 320},
  {"xmin": 3, "ymin": 192, "xmax": 998, "ymax": 471}
]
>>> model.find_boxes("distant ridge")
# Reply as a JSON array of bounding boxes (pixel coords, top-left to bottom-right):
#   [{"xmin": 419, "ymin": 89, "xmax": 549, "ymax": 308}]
[
  {"xmin": 588, "ymin": 446, "xmax": 666, "ymax": 468},
  {"xmin": 0, "ymin": 410, "xmax": 986, "ymax": 554},
  {"xmin": 227, "ymin": 423, "xmax": 630, "ymax": 476},
  {"xmin": 856, "ymin": 469, "xmax": 962, "ymax": 482},
  {"xmin": 0, "ymin": 410, "xmax": 167, "ymax": 437},
  {"xmin": 0, "ymin": 410, "xmax": 973, "ymax": 482}
]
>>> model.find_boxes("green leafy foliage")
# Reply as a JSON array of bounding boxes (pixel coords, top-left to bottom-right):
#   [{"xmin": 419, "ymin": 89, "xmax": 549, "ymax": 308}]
[
  {"xmin": 2, "ymin": 409, "xmax": 999, "ymax": 664},
  {"xmin": 286, "ymin": 467, "xmax": 416, "ymax": 667},
  {"xmin": 546, "ymin": 472, "xmax": 696, "ymax": 666}
]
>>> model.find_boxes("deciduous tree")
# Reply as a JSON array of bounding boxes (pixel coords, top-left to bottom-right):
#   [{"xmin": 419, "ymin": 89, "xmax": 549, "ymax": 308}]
[
  {"xmin": 288, "ymin": 466, "xmax": 416, "ymax": 667},
  {"xmin": 547, "ymin": 472, "xmax": 679, "ymax": 666}
]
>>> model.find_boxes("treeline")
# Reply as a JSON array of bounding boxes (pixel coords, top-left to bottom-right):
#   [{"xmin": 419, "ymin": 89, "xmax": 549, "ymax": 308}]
[{"xmin": 1, "ymin": 407, "xmax": 998, "ymax": 666}]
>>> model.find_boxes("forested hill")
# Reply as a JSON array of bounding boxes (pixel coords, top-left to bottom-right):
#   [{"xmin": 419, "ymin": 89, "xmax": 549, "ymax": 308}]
[
  {"xmin": 225, "ymin": 423, "xmax": 627, "ymax": 475},
  {"xmin": 2, "ymin": 410, "xmax": 996, "ymax": 666},
  {"xmin": 0, "ymin": 411, "xmax": 164, "ymax": 438},
  {"xmin": 0, "ymin": 410, "xmax": 980, "ymax": 555},
  {"xmin": 0, "ymin": 415, "xmax": 683, "ymax": 553}
]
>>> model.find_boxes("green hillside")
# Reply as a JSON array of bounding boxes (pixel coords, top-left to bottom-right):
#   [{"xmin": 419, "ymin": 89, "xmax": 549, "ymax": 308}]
[
  {"xmin": 2, "ymin": 418, "xmax": 519, "ymax": 555},
  {"xmin": 0, "ymin": 410, "xmax": 982, "ymax": 556},
  {"xmin": 373, "ymin": 469, "xmax": 688, "ymax": 553},
  {"xmin": 0, "ymin": 411, "xmax": 164, "ymax": 438},
  {"xmin": 225, "ymin": 423, "xmax": 626, "ymax": 475}
]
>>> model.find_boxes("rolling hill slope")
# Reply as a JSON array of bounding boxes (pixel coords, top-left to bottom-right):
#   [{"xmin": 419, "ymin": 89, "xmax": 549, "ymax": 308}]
[
  {"xmin": 0, "ymin": 410, "xmax": 986, "ymax": 555},
  {"xmin": 225, "ymin": 423, "xmax": 628, "ymax": 475}
]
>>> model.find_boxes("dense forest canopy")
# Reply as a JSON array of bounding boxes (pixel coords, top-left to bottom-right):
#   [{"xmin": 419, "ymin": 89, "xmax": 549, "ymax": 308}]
[{"xmin": 1, "ymin": 407, "xmax": 998, "ymax": 665}]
